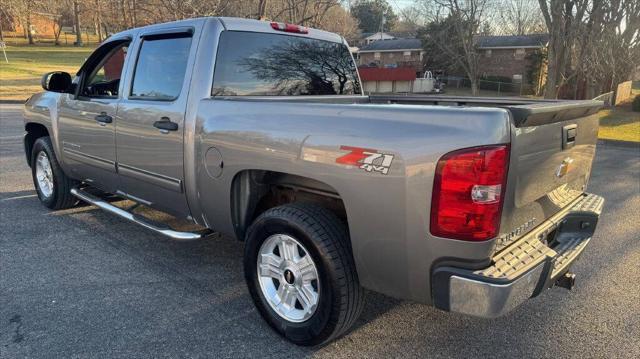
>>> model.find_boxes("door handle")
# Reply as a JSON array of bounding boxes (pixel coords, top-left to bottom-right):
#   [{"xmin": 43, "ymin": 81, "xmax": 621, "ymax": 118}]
[
  {"xmin": 95, "ymin": 112, "xmax": 113, "ymax": 126},
  {"xmin": 153, "ymin": 117, "xmax": 179, "ymax": 132}
]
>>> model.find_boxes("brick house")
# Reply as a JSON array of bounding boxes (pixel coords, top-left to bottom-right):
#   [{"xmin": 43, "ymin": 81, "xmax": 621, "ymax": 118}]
[
  {"xmin": 2, "ymin": 12, "xmax": 61, "ymax": 38},
  {"xmin": 356, "ymin": 38, "xmax": 426, "ymax": 93},
  {"xmin": 476, "ymin": 34, "xmax": 549, "ymax": 89},
  {"xmin": 357, "ymin": 38, "xmax": 425, "ymax": 76}
]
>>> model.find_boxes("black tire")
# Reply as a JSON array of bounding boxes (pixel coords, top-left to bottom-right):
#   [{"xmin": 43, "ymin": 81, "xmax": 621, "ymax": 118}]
[
  {"xmin": 244, "ymin": 203, "xmax": 365, "ymax": 346},
  {"xmin": 30, "ymin": 136, "xmax": 78, "ymax": 210}
]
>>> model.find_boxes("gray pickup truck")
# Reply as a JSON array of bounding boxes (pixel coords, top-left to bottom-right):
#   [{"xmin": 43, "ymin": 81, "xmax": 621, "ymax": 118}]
[{"xmin": 23, "ymin": 17, "xmax": 605, "ymax": 345}]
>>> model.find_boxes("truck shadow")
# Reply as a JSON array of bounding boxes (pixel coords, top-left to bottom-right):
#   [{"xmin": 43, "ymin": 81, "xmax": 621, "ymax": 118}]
[{"xmin": 3, "ymin": 186, "xmax": 638, "ymax": 357}]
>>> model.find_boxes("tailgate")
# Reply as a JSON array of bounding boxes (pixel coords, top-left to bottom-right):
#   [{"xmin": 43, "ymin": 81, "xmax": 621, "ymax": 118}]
[{"xmin": 496, "ymin": 100, "xmax": 602, "ymax": 251}]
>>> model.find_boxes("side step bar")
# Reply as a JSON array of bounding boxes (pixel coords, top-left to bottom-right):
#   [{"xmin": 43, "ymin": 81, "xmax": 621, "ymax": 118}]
[{"xmin": 70, "ymin": 188, "xmax": 210, "ymax": 240}]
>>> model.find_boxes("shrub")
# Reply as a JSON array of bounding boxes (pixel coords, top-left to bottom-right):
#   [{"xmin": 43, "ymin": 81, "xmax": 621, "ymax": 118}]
[{"xmin": 633, "ymin": 95, "xmax": 640, "ymax": 112}]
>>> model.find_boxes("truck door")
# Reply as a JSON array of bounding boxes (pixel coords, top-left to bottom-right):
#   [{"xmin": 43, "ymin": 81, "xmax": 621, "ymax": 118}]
[
  {"xmin": 58, "ymin": 39, "xmax": 130, "ymax": 192},
  {"xmin": 115, "ymin": 29, "xmax": 194, "ymax": 217}
]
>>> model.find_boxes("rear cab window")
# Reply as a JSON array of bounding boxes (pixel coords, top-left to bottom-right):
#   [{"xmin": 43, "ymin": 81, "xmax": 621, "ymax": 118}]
[{"xmin": 212, "ymin": 31, "xmax": 361, "ymax": 96}]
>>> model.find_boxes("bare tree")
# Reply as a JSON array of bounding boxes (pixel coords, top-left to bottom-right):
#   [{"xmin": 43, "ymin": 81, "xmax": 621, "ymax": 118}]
[
  {"xmin": 497, "ymin": 0, "xmax": 544, "ymax": 35},
  {"xmin": 257, "ymin": 0, "xmax": 269, "ymax": 19},
  {"xmin": 424, "ymin": 0, "xmax": 491, "ymax": 96},
  {"xmin": 5, "ymin": 0, "xmax": 36, "ymax": 43},
  {"xmin": 37, "ymin": 0, "xmax": 69, "ymax": 45},
  {"xmin": 0, "ymin": 0, "xmax": 365, "ymax": 48},
  {"xmin": 392, "ymin": 4, "xmax": 426, "ymax": 32},
  {"xmin": 575, "ymin": 0, "xmax": 640, "ymax": 98},
  {"xmin": 538, "ymin": 0, "xmax": 639, "ymax": 99},
  {"xmin": 72, "ymin": 0, "xmax": 82, "ymax": 46},
  {"xmin": 156, "ymin": 0, "xmax": 230, "ymax": 19},
  {"xmin": 318, "ymin": 5, "xmax": 360, "ymax": 40},
  {"xmin": 93, "ymin": 0, "xmax": 103, "ymax": 41},
  {"xmin": 538, "ymin": 0, "xmax": 592, "ymax": 98},
  {"xmin": 0, "ymin": 5, "xmax": 7, "ymax": 41},
  {"xmin": 269, "ymin": 0, "xmax": 340, "ymax": 27}
]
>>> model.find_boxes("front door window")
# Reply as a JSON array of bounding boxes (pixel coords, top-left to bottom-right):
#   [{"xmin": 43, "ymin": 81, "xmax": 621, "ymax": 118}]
[{"xmin": 82, "ymin": 43, "xmax": 129, "ymax": 98}]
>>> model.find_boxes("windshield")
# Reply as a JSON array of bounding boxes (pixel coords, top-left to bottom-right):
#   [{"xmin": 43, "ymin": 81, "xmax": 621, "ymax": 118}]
[{"xmin": 212, "ymin": 31, "xmax": 361, "ymax": 96}]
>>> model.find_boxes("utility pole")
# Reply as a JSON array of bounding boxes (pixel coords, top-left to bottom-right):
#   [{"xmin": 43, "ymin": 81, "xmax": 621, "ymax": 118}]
[{"xmin": 73, "ymin": 0, "xmax": 83, "ymax": 47}]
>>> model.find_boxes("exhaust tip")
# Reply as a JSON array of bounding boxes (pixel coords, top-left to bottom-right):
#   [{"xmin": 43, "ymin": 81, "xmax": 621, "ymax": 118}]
[{"xmin": 555, "ymin": 272, "xmax": 576, "ymax": 290}]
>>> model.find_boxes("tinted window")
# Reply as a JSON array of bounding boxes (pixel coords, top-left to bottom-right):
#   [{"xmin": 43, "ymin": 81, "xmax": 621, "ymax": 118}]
[
  {"xmin": 213, "ymin": 31, "xmax": 361, "ymax": 96},
  {"xmin": 82, "ymin": 43, "xmax": 129, "ymax": 98},
  {"xmin": 130, "ymin": 36, "xmax": 191, "ymax": 100}
]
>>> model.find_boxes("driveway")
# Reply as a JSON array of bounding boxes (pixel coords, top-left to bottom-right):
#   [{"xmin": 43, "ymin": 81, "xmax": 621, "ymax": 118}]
[{"xmin": 1, "ymin": 104, "xmax": 639, "ymax": 358}]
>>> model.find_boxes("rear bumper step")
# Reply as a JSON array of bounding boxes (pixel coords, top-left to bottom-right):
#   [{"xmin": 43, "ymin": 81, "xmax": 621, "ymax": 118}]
[
  {"xmin": 70, "ymin": 188, "xmax": 211, "ymax": 240},
  {"xmin": 432, "ymin": 193, "xmax": 604, "ymax": 318}
]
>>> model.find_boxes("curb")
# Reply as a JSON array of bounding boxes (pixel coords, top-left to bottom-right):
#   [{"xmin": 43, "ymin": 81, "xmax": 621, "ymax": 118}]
[
  {"xmin": 597, "ymin": 139, "xmax": 640, "ymax": 150},
  {"xmin": 0, "ymin": 100, "xmax": 25, "ymax": 104}
]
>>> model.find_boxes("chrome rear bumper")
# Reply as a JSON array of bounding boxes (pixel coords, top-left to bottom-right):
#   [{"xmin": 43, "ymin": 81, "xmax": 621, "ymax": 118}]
[
  {"xmin": 448, "ymin": 263, "xmax": 546, "ymax": 318},
  {"xmin": 431, "ymin": 193, "xmax": 604, "ymax": 318}
]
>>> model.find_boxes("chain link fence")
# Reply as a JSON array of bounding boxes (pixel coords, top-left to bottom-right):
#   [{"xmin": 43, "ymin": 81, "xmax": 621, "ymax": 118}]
[{"xmin": 442, "ymin": 76, "xmax": 538, "ymax": 97}]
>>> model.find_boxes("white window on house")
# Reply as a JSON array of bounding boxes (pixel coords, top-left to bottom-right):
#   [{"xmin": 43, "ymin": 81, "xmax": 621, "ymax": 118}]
[
  {"xmin": 485, "ymin": 49, "xmax": 492, "ymax": 57},
  {"xmin": 403, "ymin": 51, "xmax": 411, "ymax": 57},
  {"xmin": 514, "ymin": 48, "xmax": 526, "ymax": 60},
  {"xmin": 374, "ymin": 52, "xmax": 381, "ymax": 59}
]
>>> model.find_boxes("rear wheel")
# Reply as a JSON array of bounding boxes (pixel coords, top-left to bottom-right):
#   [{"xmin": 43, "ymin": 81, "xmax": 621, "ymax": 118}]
[
  {"xmin": 244, "ymin": 203, "xmax": 365, "ymax": 346},
  {"xmin": 31, "ymin": 136, "xmax": 78, "ymax": 209}
]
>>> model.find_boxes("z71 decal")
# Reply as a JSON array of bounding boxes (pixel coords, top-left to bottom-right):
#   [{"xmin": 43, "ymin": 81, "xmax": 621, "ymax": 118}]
[{"xmin": 336, "ymin": 146, "xmax": 394, "ymax": 175}]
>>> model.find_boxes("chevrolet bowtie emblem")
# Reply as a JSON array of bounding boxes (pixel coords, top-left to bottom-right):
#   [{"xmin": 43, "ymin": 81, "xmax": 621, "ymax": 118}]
[{"xmin": 556, "ymin": 157, "xmax": 574, "ymax": 178}]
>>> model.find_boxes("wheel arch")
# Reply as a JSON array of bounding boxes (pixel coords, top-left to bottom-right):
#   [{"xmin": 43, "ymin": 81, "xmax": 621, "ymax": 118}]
[
  {"xmin": 230, "ymin": 169, "xmax": 348, "ymax": 242},
  {"xmin": 24, "ymin": 122, "xmax": 50, "ymax": 167}
]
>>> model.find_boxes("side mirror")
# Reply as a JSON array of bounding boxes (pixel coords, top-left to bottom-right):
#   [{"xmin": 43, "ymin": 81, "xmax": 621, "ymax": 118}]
[{"xmin": 41, "ymin": 71, "xmax": 73, "ymax": 93}]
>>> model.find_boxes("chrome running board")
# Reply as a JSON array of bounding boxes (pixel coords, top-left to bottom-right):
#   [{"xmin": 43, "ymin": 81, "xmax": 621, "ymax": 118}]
[{"xmin": 70, "ymin": 187, "xmax": 210, "ymax": 240}]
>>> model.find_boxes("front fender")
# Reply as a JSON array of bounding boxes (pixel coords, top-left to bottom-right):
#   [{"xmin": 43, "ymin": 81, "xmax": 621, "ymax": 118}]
[{"xmin": 23, "ymin": 92, "xmax": 63, "ymax": 163}]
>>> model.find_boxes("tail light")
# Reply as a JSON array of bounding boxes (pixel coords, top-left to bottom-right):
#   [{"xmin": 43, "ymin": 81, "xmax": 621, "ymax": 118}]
[
  {"xmin": 430, "ymin": 145, "xmax": 510, "ymax": 241},
  {"xmin": 270, "ymin": 22, "xmax": 309, "ymax": 34}
]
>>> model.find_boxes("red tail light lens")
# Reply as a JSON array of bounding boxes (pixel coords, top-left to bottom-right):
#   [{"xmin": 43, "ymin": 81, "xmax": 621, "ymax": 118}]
[
  {"xmin": 270, "ymin": 22, "xmax": 309, "ymax": 34},
  {"xmin": 430, "ymin": 145, "xmax": 510, "ymax": 241}
]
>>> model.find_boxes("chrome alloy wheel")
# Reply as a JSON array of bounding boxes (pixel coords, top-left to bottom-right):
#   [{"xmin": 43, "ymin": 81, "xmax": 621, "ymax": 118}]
[
  {"xmin": 35, "ymin": 151, "xmax": 54, "ymax": 198},
  {"xmin": 257, "ymin": 234, "xmax": 320, "ymax": 323}
]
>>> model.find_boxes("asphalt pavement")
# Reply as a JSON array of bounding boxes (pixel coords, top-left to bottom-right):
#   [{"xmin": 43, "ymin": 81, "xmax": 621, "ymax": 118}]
[{"xmin": 1, "ymin": 104, "xmax": 639, "ymax": 358}]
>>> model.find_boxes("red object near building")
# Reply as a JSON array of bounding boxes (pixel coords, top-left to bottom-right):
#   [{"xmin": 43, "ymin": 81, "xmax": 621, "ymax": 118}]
[{"xmin": 358, "ymin": 67, "xmax": 417, "ymax": 81}]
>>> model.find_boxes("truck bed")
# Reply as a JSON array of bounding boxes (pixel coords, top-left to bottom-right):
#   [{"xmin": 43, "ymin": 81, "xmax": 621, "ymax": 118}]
[{"xmin": 210, "ymin": 94, "xmax": 603, "ymax": 254}]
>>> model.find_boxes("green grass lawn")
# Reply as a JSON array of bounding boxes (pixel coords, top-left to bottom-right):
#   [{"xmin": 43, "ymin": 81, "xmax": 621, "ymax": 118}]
[
  {"xmin": 597, "ymin": 104, "xmax": 640, "ymax": 142},
  {"xmin": 0, "ymin": 45, "xmax": 95, "ymax": 101}
]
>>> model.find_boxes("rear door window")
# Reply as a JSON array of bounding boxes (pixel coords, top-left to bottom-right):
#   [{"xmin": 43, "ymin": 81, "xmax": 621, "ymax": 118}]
[
  {"xmin": 130, "ymin": 35, "xmax": 192, "ymax": 101},
  {"xmin": 212, "ymin": 31, "xmax": 361, "ymax": 96}
]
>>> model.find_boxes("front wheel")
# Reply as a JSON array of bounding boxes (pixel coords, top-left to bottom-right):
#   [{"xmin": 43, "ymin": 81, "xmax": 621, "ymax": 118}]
[
  {"xmin": 244, "ymin": 203, "xmax": 365, "ymax": 346},
  {"xmin": 30, "ymin": 136, "xmax": 78, "ymax": 209}
]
